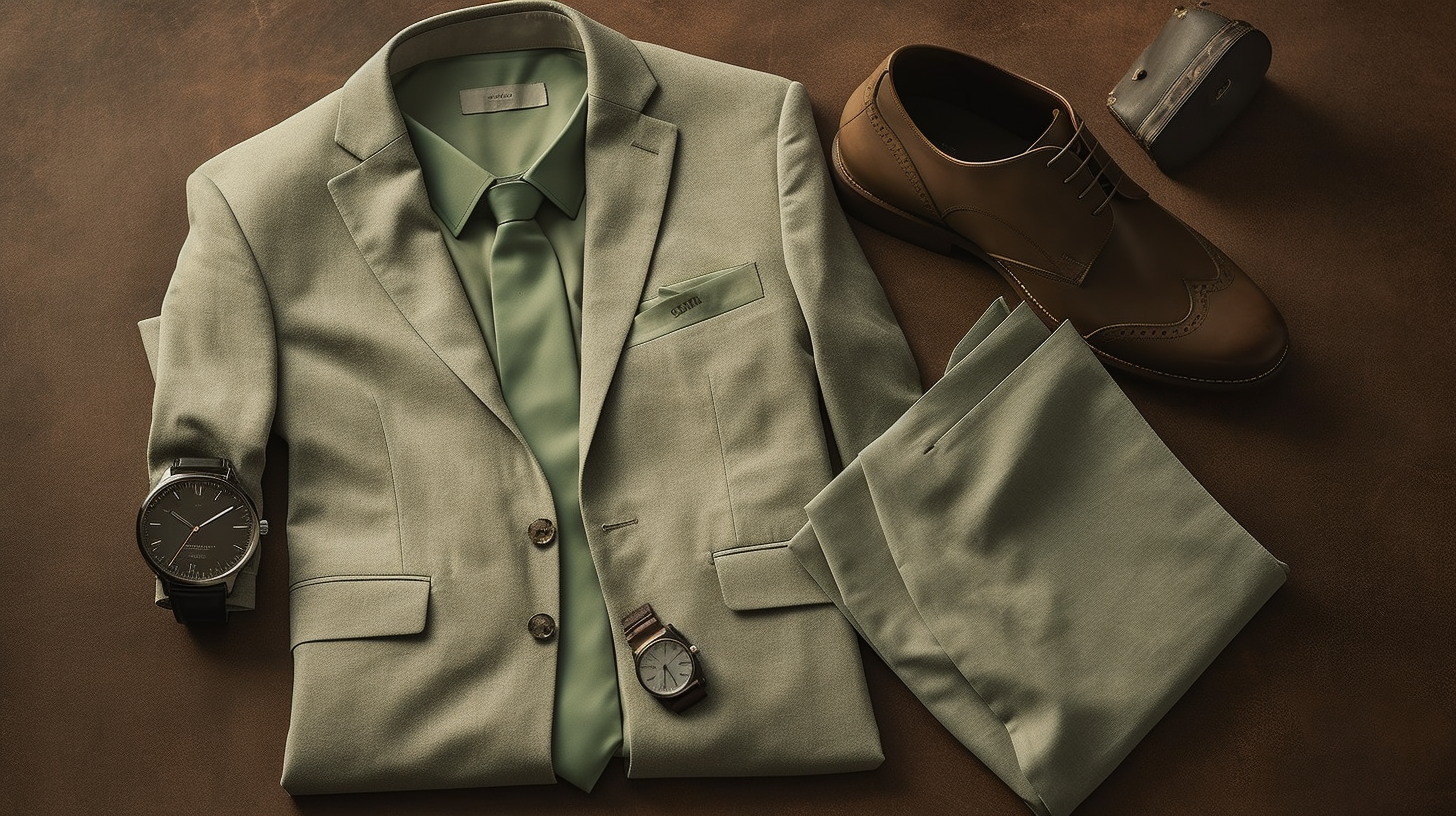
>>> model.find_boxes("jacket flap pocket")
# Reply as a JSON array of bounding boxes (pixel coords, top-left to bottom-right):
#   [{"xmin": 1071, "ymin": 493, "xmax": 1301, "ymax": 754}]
[
  {"xmin": 712, "ymin": 542, "xmax": 828, "ymax": 611},
  {"xmin": 289, "ymin": 575, "xmax": 430, "ymax": 649},
  {"xmin": 628, "ymin": 262, "xmax": 762, "ymax": 347}
]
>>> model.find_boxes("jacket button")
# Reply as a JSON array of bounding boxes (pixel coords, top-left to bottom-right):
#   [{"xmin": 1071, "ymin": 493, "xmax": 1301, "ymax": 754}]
[
  {"xmin": 527, "ymin": 518, "xmax": 557, "ymax": 546},
  {"xmin": 528, "ymin": 613, "xmax": 557, "ymax": 641}
]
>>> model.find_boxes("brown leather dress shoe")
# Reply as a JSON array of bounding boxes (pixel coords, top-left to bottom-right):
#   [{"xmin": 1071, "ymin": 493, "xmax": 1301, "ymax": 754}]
[{"xmin": 832, "ymin": 45, "xmax": 1288, "ymax": 388}]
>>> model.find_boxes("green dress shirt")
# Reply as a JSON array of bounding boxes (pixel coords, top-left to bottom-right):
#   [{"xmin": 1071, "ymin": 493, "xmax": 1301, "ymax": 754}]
[{"xmin": 394, "ymin": 47, "xmax": 624, "ymax": 788}]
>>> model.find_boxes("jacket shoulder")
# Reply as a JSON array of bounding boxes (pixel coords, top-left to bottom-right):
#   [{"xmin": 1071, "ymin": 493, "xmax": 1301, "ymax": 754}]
[
  {"xmin": 194, "ymin": 89, "xmax": 351, "ymax": 195},
  {"xmin": 634, "ymin": 41, "xmax": 795, "ymax": 122},
  {"xmin": 187, "ymin": 90, "xmax": 357, "ymax": 241}
]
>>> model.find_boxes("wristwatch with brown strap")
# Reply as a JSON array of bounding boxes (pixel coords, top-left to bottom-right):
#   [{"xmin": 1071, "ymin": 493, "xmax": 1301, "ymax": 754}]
[{"xmin": 622, "ymin": 603, "xmax": 706, "ymax": 713}]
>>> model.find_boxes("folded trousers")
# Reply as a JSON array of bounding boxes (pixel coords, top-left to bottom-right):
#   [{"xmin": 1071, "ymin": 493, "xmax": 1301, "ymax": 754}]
[{"xmin": 791, "ymin": 299, "xmax": 1288, "ymax": 816}]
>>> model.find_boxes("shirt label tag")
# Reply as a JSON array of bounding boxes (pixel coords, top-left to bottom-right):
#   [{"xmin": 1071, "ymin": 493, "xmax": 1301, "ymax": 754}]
[{"xmin": 459, "ymin": 82, "xmax": 548, "ymax": 115}]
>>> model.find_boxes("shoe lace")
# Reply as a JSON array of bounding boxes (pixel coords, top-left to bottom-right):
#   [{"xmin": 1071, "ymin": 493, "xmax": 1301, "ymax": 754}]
[{"xmin": 1045, "ymin": 116, "xmax": 1126, "ymax": 216}]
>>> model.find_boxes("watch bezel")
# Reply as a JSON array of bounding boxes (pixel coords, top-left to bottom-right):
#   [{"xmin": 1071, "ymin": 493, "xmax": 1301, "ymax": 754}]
[
  {"xmin": 136, "ymin": 470, "xmax": 261, "ymax": 588},
  {"xmin": 633, "ymin": 632, "xmax": 700, "ymax": 699}
]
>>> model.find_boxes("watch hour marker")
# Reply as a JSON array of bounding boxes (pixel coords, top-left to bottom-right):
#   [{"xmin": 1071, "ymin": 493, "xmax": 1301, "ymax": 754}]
[
  {"xmin": 214, "ymin": 489, "xmax": 223, "ymax": 500},
  {"xmin": 192, "ymin": 483, "xmax": 203, "ymax": 496},
  {"xmin": 149, "ymin": 522, "xmax": 161, "ymax": 526},
  {"xmin": 232, "ymin": 525, "xmax": 249, "ymax": 529}
]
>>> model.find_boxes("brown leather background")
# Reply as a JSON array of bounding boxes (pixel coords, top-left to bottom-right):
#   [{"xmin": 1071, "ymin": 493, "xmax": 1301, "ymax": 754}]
[{"xmin": 2, "ymin": 1, "xmax": 1452, "ymax": 813}]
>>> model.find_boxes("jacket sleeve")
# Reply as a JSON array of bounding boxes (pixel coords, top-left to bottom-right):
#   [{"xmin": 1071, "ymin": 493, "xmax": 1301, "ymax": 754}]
[
  {"xmin": 775, "ymin": 80, "xmax": 922, "ymax": 466},
  {"xmin": 146, "ymin": 170, "xmax": 278, "ymax": 605}
]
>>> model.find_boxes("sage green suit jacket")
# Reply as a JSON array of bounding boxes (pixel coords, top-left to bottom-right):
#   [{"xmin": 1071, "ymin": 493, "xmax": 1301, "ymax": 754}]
[
  {"xmin": 143, "ymin": 3, "xmax": 1286, "ymax": 814},
  {"xmin": 147, "ymin": 0, "xmax": 918, "ymax": 797}
]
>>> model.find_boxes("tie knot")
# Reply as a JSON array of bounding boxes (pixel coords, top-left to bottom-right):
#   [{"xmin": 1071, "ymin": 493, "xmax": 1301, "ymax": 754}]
[{"xmin": 487, "ymin": 180, "xmax": 544, "ymax": 224}]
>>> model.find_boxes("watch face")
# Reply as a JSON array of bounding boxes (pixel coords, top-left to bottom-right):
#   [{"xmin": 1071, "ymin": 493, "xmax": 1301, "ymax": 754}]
[
  {"xmin": 137, "ymin": 475, "xmax": 257, "ymax": 584},
  {"xmin": 637, "ymin": 638, "xmax": 695, "ymax": 697}
]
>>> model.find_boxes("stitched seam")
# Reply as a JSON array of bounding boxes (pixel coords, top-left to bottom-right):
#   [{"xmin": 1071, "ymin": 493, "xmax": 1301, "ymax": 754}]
[
  {"xmin": 1093, "ymin": 341, "xmax": 1288, "ymax": 385},
  {"xmin": 833, "ymin": 137, "xmax": 967, "ymax": 247},
  {"xmin": 369, "ymin": 392, "xmax": 405, "ymax": 572},
  {"xmin": 833, "ymin": 139, "xmax": 934, "ymax": 223},
  {"xmin": 1141, "ymin": 21, "xmax": 1246, "ymax": 144},
  {"xmin": 1084, "ymin": 222, "xmax": 1235, "ymax": 341},
  {"xmin": 991, "ymin": 260, "xmax": 1063, "ymax": 326},
  {"xmin": 1184, "ymin": 225, "xmax": 1237, "ymax": 293},
  {"xmin": 705, "ymin": 373, "xmax": 740, "ymax": 545},
  {"xmin": 993, "ymin": 254, "xmax": 1085, "ymax": 287},
  {"xmin": 885, "ymin": 82, "xmax": 952, "ymax": 163},
  {"xmin": 1084, "ymin": 289, "xmax": 1206, "ymax": 340},
  {"xmin": 1108, "ymin": 99, "xmax": 1137, "ymax": 134},
  {"xmin": 866, "ymin": 76, "xmax": 937, "ymax": 217},
  {"xmin": 935, "ymin": 205, "xmax": 1069, "ymax": 281}
]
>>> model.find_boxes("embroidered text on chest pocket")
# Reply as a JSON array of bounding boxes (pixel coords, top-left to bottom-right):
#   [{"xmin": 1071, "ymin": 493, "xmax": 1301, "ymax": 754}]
[{"xmin": 626, "ymin": 262, "xmax": 763, "ymax": 347}]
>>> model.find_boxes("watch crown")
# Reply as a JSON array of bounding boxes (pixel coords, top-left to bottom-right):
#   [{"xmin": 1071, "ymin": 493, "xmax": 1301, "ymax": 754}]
[
  {"xmin": 259, "ymin": 519, "xmax": 270, "ymax": 536},
  {"xmin": 689, "ymin": 644, "xmax": 699, "ymax": 654}
]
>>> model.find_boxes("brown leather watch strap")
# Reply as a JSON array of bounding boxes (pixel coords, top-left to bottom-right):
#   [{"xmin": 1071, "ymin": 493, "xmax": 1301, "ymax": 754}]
[{"xmin": 623, "ymin": 603, "xmax": 665, "ymax": 651}]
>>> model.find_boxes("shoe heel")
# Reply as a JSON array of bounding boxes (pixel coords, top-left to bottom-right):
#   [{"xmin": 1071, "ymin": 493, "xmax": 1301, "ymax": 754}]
[{"xmin": 830, "ymin": 143, "xmax": 966, "ymax": 257}]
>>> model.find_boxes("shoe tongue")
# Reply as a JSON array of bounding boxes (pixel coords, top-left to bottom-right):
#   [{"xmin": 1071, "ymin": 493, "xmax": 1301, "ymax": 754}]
[{"xmin": 1028, "ymin": 107, "xmax": 1076, "ymax": 151}]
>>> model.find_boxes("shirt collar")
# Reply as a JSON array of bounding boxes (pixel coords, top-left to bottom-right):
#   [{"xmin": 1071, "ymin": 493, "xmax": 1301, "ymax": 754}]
[{"xmin": 404, "ymin": 92, "xmax": 587, "ymax": 237}]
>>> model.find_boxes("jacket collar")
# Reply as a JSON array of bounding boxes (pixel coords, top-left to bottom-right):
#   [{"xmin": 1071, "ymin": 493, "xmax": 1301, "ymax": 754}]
[{"xmin": 336, "ymin": 2, "xmax": 657, "ymax": 162}]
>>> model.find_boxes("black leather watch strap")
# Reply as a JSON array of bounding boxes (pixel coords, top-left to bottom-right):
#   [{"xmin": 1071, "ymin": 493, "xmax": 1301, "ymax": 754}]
[
  {"xmin": 665, "ymin": 682, "xmax": 707, "ymax": 713},
  {"xmin": 165, "ymin": 581, "xmax": 229, "ymax": 626},
  {"xmin": 172, "ymin": 457, "xmax": 231, "ymax": 475}
]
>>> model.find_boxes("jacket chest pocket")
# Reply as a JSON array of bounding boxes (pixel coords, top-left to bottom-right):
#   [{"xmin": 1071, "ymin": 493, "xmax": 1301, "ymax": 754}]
[{"xmin": 627, "ymin": 262, "xmax": 764, "ymax": 347}]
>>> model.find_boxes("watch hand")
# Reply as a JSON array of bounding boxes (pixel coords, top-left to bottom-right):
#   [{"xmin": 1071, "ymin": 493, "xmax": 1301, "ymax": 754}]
[
  {"xmin": 168, "ymin": 510, "xmax": 194, "ymax": 527},
  {"xmin": 168, "ymin": 526, "xmax": 200, "ymax": 567},
  {"xmin": 196, "ymin": 506, "xmax": 236, "ymax": 529}
]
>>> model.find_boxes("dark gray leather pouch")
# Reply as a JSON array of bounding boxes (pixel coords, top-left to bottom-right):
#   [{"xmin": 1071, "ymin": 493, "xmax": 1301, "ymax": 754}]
[{"xmin": 1107, "ymin": 4, "xmax": 1271, "ymax": 171}]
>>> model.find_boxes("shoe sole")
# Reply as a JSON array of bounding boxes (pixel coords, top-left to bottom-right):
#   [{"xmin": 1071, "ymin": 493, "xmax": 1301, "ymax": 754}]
[{"xmin": 829, "ymin": 136, "xmax": 1286, "ymax": 390}]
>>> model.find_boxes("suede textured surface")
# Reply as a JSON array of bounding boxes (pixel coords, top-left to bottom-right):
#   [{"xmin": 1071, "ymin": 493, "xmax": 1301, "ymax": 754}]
[{"xmin": 2, "ymin": 1, "xmax": 1452, "ymax": 814}]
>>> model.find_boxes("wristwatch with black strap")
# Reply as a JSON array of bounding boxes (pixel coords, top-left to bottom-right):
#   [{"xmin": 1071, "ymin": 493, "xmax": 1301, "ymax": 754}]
[
  {"xmin": 136, "ymin": 457, "xmax": 267, "ymax": 626},
  {"xmin": 623, "ymin": 603, "xmax": 706, "ymax": 712}
]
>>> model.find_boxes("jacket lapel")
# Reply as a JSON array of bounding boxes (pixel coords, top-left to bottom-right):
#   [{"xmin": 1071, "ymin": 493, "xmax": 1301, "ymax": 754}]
[
  {"xmin": 328, "ymin": 136, "xmax": 518, "ymax": 435},
  {"xmin": 561, "ymin": 1, "xmax": 678, "ymax": 463},
  {"xmin": 577, "ymin": 102, "xmax": 677, "ymax": 467}
]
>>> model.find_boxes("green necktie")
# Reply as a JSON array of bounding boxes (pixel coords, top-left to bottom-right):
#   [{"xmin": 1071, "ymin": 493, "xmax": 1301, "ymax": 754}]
[{"xmin": 486, "ymin": 179, "xmax": 623, "ymax": 790}]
